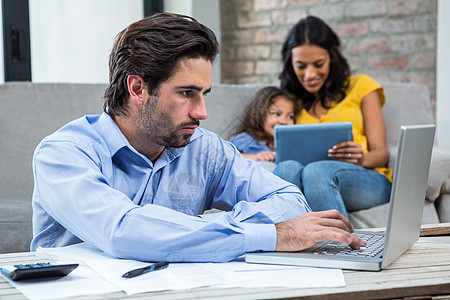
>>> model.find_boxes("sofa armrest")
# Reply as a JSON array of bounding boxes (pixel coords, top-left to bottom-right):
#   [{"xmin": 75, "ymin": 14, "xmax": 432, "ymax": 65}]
[
  {"xmin": 427, "ymin": 146, "xmax": 450, "ymax": 202},
  {"xmin": 0, "ymin": 197, "xmax": 32, "ymax": 253},
  {"xmin": 388, "ymin": 145, "xmax": 450, "ymax": 202}
]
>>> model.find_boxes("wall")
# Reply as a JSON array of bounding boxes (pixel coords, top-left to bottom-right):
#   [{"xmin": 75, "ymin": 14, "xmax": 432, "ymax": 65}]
[
  {"xmin": 0, "ymin": 0, "xmax": 3, "ymax": 82},
  {"xmin": 29, "ymin": 0, "xmax": 143, "ymax": 83},
  {"xmin": 164, "ymin": 0, "xmax": 221, "ymax": 83},
  {"xmin": 0, "ymin": 0, "xmax": 220, "ymax": 84},
  {"xmin": 437, "ymin": 0, "xmax": 450, "ymax": 147},
  {"xmin": 220, "ymin": 0, "xmax": 437, "ymax": 111}
]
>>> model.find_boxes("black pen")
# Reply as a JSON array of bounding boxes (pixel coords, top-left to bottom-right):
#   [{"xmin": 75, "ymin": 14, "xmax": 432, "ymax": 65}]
[{"xmin": 122, "ymin": 261, "xmax": 169, "ymax": 278}]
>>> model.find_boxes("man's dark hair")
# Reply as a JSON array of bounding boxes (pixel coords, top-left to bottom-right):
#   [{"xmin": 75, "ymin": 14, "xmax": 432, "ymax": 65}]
[
  {"xmin": 104, "ymin": 13, "xmax": 219, "ymax": 116},
  {"xmin": 279, "ymin": 15, "xmax": 350, "ymax": 111}
]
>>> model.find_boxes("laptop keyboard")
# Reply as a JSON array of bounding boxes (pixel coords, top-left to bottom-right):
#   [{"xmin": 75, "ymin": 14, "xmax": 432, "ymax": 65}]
[{"xmin": 312, "ymin": 233, "xmax": 385, "ymax": 258}]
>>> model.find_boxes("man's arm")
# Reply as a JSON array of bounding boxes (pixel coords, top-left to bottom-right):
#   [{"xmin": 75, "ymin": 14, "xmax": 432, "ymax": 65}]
[
  {"xmin": 32, "ymin": 128, "xmax": 363, "ymax": 263},
  {"xmin": 32, "ymin": 133, "xmax": 283, "ymax": 262},
  {"xmin": 201, "ymin": 134, "xmax": 365, "ymax": 251}
]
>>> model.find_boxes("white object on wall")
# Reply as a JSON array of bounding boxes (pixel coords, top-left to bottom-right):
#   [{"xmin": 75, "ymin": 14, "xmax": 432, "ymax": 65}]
[
  {"xmin": 164, "ymin": 0, "xmax": 221, "ymax": 84},
  {"xmin": 1, "ymin": 0, "xmax": 220, "ymax": 84},
  {"xmin": 437, "ymin": 0, "xmax": 450, "ymax": 147},
  {"xmin": 0, "ymin": 0, "xmax": 4, "ymax": 83},
  {"xmin": 29, "ymin": 0, "xmax": 142, "ymax": 83}
]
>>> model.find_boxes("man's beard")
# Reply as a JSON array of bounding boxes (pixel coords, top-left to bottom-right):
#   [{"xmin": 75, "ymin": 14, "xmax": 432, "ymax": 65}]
[{"xmin": 137, "ymin": 94, "xmax": 199, "ymax": 148}]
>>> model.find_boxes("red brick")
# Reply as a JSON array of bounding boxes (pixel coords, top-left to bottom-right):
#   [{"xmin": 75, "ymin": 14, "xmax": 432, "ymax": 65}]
[
  {"xmin": 254, "ymin": 28, "xmax": 286, "ymax": 44},
  {"xmin": 238, "ymin": 0, "xmax": 253, "ymax": 12},
  {"xmin": 285, "ymin": 8, "xmax": 309, "ymax": 25},
  {"xmin": 238, "ymin": 11, "xmax": 272, "ymax": 28},
  {"xmin": 349, "ymin": 36, "xmax": 390, "ymax": 53},
  {"xmin": 409, "ymin": 71, "xmax": 435, "ymax": 89},
  {"xmin": 345, "ymin": 0, "xmax": 386, "ymax": 18},
  {"xmin": 221, "ymin": 62, "xmax": 255, "ymax": 77},
  {"xmin": 334, "ymin": 22, "xmax": 369, "ymax": 38},
  {"xmin": 346, "ymin": 56, "xmax": 363, "ymax": 72},
  {"xmin": 368, "ymin": 54, "xmax": 409, "ymax": 70},
  {"xmin": 390, "ymin": 55, "xmax": 409, "ymax": 70},
  {"xmin": 388, "ymin": 0, "xmax": 435, "ymax": 16},
  {"xmin": 368, "ymin": 55, "xmax": 389, "ymax": 69},
  {"xmin": 255, "ymin": 0, "xmax": 288, "ymax": 11},
  {"xmin": 220, "ymin": 48, "xmax": 235, "ymax": 61},
  {"xmin": 289, "ymin": 0, "xmax": 326, "ymax": 5},
  {"xmin": 222, "ymin": 30, "xmax": 254, "ymax": 45},
  {"xmin": 237, "ymin": 45, "xmax": 271, "ymax": 60},
  {"xmin": 235, "ymin": 61, "xmax": 255, "ymax": 76},
  {"xmin": 370, "ymin": 19, "xmax": 413, "ymax": 34},
  {"xmin": 413, "ymin": 52, "xmax": 436, "ymax": 69},
  {"xmin": 237, "ymin": 76, "xmax": 265, "ymax": 84},
  {"xmin": 221, "ymin": 62, "xmax": 234, "ymax": 77},
  {"xmin": 271, "ymin": 10, "xmax": 286, "ymax": 25},
  {"xmin": 255, "ymin": 60, "xmax": 281, "ymax": 75}
]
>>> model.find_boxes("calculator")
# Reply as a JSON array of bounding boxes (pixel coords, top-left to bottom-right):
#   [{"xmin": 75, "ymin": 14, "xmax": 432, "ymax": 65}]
[{"xmin": 0, "ymin": 262, "xmax": 79, "ymax": 281}]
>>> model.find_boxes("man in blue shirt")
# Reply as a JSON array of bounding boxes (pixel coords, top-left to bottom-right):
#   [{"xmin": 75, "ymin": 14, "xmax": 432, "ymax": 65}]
[{"xmin": 31, "ymin": 13, "xmax": 365, "ymax": 262}]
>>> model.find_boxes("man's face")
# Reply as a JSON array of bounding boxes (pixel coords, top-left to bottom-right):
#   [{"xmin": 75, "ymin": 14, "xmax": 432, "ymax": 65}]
[{"xmin": 137, "ymin": 57, "xmax": 212, "ymax": 148}]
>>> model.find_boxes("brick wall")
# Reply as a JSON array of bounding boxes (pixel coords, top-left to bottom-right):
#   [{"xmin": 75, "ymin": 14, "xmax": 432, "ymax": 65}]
[{"xmin": 220, "ymin": 0, "xmax": 437, "ymax": 111}]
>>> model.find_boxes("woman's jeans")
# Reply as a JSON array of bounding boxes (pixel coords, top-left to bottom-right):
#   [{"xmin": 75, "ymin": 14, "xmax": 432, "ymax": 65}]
[
  {"xmin": 273, "ymin": 160, "xmax": 302, "ymax": 191},
  {"xmin": 274, "ymin": 160, "xmax": 392, "ymax": 219}
]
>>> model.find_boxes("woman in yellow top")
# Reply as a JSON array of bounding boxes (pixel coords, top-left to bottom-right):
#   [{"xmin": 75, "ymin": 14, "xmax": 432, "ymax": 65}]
[{"xmin": 279, "ymin": 15, "xmax": 392, "ymax": 218}]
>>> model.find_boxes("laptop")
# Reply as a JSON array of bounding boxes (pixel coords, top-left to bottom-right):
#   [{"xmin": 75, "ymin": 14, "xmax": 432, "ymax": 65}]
[
  {"xmin": 274, "ymin": 122, "xmax": 353, "ymax": 165},
  {"xmin": 246, "ymin": 124, "xmax": 436, "ymax": 271}
]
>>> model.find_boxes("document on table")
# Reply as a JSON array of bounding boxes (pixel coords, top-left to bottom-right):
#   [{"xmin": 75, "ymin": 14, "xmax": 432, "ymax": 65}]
[
  {"xmin": 0, "ymin": 263, "xmax": 121, "ymax": 300},
  {"xmin": 208, "ymin": 258, "xmax": 345, "ymax": 288},
  {"xmin": 33, "ymin": 243, "xmax": 345, "ymax": 296},
  {"xmin": 37, "ymin": 243, "xmax": 242, "ymax": 295}
]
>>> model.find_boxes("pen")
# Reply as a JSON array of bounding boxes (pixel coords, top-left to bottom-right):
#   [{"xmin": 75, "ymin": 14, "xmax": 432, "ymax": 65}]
[{"xmin": 122, "ymin": 261, "xmax": 169, "ymax": 279}]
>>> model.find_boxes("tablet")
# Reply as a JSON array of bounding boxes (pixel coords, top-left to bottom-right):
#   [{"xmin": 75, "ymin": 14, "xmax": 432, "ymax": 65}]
[{"xmin": 274, "ymin": 122, "xmax": 353, "ymax": 165}]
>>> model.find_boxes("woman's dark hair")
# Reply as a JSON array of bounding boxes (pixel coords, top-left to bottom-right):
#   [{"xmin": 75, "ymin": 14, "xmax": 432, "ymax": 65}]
[
  {"xmin": 236, "ymin": 86, "xmax": 300, "ymax": 144},
  {"xmin": 279, "ymin": 15, "xmax": 350, "ymax": 110},
  {"xmin": 104, "ymin": 13, "xmax": 219, "ymax": 116}
]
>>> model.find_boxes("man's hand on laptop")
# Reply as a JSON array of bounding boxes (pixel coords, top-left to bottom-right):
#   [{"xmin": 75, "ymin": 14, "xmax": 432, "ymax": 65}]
[{"xmin": 275, "ymin": 210, "xmax": 367, "ymax": 252}]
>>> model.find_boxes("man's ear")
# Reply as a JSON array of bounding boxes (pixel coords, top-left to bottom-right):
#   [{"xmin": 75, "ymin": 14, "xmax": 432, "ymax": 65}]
[{"xmin": 127, "ymin": 75, "xmax": 148, "ymax": 106}]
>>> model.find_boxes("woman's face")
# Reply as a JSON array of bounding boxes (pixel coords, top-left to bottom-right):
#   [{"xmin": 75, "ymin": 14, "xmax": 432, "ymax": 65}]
[
  {"xmin": 264, "ymin": 96, "xmax": 295, "ymax": 138},
  {"xmin": 291, "ymin": 44, "xmax": 331, "ymax": 97}
]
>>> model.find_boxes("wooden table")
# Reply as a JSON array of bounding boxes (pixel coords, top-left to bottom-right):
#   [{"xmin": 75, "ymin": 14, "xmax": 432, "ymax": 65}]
[{"xmin": 1, "ymin": 224, "xmax": 450, "ymax": 300}]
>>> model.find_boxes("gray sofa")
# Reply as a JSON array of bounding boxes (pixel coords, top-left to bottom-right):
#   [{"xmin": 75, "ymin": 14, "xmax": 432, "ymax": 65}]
[{"xmin": 1, "ymin": 81, "xmax": 449, "ymax": 253}]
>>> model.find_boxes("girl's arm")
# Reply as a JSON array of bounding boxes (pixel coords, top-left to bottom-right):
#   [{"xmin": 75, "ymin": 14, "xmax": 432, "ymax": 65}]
[{"xmin": 242, "ymin": 151, "xmax": 276, "ymax": 162}]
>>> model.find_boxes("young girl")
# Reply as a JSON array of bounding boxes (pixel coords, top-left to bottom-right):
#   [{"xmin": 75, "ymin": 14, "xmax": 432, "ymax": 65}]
[
  {"xmin": 279, "ymin": 15, "xmax": 392, "ymax": 218},
  {"xmin": 229, "ymin": 87, "xmax": 303, "ymax": 187},
  {"xmin": 230, "ymin": 87, "xmax": 299, "ymax": 160}
]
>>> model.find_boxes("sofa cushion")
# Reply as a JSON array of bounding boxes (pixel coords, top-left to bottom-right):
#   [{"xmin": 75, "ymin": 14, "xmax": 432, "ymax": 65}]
[
  {"xmin": 0, "ymin": 83, "xmax": 105, "ymax": 199},
  {"xmin": 388, "ymin": 145, "xmax": 450, "ymax": 203},
  {"xmin": 436, "ymin": 194, "xmax": 450, "ymax": 223},
  {"xmin": 203, "ymin": 84, "xmax": 266, "ymax": 139},
  {"xmin": 0, "ymin": 197, "xmax": 32, "ymax": 253},
  {"xmin": 381, "ymin": 82, "xmax": 435, "ymax": 147},
  {"xmin": 348, "ymin": 200, "xmax": 440, "ymax": 229},
  {"xmin": 427, "ymin": 146, "xmax": 450, "ymax": 202}
]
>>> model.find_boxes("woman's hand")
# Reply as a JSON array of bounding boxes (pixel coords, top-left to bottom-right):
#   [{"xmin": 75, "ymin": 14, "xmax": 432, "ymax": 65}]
[
  {"xmin": 328, "ymin": 90, "xmax": 389, "ymax": 168},
  {"xmin": 328, "ymin": 141, "xmax": 364, "ymax": 165}
]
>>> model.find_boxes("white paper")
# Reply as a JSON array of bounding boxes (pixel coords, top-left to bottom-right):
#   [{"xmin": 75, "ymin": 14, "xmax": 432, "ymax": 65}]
[
  {"xmin": 35, "ymin": 243, "xmax": 346, "ymax": 296},
  {"xmin": 1, "ymin": 264, "xmax": 121, "ymax": 300},
  {"xmin": 207, "ymin": 260, "xmax": 346, "ymax": 288},
  {"xmin": 38, "ymin": 243, "xmax": 243, "ymax": 295}
]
